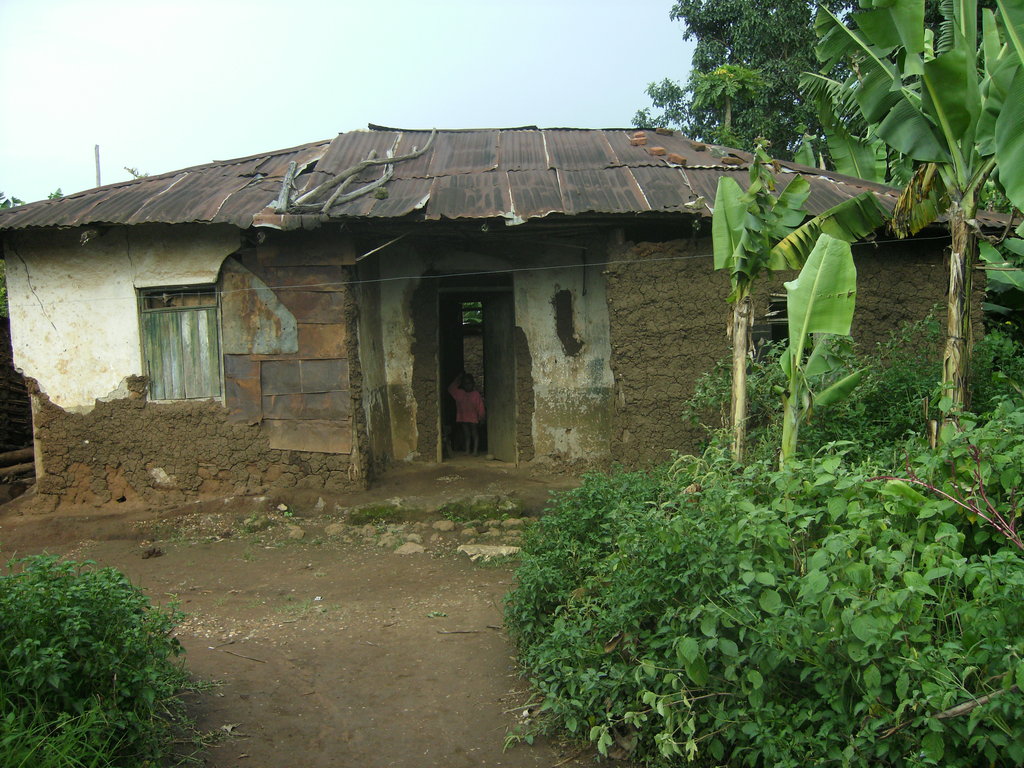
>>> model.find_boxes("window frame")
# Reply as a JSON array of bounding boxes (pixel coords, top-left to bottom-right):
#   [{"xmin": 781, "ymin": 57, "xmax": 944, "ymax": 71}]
[{"xmin": 137, "ymin": 285, "xmax": 224, "ymax": 401}]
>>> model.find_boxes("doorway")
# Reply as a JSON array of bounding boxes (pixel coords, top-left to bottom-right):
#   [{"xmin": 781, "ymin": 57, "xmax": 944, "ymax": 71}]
[{"xmin": 438, "ymin": 280, "xmax": 517, "ymax": 463}]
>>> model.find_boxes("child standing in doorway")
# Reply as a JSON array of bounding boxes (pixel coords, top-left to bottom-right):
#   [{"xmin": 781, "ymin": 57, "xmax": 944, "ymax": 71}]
[{"xmin": 447, "ymin": 372, "xmax": 485, "ymax": 456}]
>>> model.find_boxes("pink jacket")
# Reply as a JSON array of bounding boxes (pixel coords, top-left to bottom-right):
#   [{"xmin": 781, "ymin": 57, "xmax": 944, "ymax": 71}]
[{"xmin": 448, "ymin": 381, "xmax": 485, "ymax": 424}]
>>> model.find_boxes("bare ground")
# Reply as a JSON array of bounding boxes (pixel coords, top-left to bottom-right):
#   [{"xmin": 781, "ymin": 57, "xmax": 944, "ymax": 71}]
[{"xmin": 0, "ymin": 458, "xmax": 607, "ymax": 768}]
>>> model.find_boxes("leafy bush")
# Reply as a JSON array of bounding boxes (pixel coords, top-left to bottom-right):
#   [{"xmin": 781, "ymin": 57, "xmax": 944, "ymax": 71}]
[
  {"xmin": 506, "ymin": 403, "xmax": 1024, "ymax": 766},
  {"xmin": 0, "ymin": 556, "xmax": 189, "ymax": 765},
  {"xmin": 505, "ymin": 469, "xmax": 668, "ymax": 645},
  {"xmin": 972, "ymin": 329, "xmax": 1024, "ymax": 415},
  {"xmin": 686, "ymin": 315, "xmax": 1024, "ymax": 464}
]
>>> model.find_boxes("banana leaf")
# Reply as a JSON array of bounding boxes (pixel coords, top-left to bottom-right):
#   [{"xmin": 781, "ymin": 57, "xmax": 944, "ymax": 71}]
[
  {"xmin": 771, "ymin": 192, "xmax": 888, "ymax": 270},
  {"xmin": 784, "ymin": 234, "xmax": 858, "ymax": 364}
]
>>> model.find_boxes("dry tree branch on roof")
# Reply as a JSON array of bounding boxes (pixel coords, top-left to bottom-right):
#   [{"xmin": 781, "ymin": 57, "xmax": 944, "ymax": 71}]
[{"xmin": 287, "ymin": 129, "xmax": 437, "ymax": 214}]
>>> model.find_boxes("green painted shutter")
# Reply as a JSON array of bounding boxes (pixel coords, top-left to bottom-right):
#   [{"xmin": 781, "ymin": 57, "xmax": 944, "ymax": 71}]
[{"xmin": 141, "ymin": 306, "xmax": 221, "ymax": 399}]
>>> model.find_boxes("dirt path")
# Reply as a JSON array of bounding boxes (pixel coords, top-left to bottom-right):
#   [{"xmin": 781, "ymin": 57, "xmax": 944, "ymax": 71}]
[{"xmin": 0, "ymin": 460, "xmax": 602, "ymax": 768}]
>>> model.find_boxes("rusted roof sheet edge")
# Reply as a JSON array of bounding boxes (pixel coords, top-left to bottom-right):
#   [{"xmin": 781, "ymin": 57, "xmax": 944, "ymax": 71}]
[{"xmin": 1, "ymin": 129, "xmax": 932, "ymax": 232}]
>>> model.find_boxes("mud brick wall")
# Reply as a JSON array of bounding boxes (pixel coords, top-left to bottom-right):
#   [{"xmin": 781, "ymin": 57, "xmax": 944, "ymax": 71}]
[
  {"xmin": 848, "ymin": 240, "xmax": 954, "ymax": 347},
  {"xmin": 411, "ymin": 278, "xmax": 440, "ymax": 460},
  {"xmin": 28, "ymin": 228, "xmax": 369, "ymax": 508},
  {"xmin": 30, "ymin": 386, "xmax": 359, "ymax": 510},
  {"xmin": 605, "ymin": 238, "xmax": 954, "ymax": 468},
  {"xmin": 605, "ymin": 240, "xmax": 731, "ymax": 466}
]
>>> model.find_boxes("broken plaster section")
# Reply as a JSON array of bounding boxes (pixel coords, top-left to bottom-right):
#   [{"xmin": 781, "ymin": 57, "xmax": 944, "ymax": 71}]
[
  {"xmin": 377, "ymin": 250, "xmax": 420, "ymax": 461},
  {"xmin": 6, "ymin": 224, "xmax": 240, "ymax": 412},
  {"xmin": 516, "ymin": 256, "xmax": 615, "ymax": 462}
]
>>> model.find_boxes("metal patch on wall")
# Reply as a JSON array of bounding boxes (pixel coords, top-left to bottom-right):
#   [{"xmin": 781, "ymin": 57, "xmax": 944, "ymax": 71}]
[{"xmin": 220, "ymin": 257, "xmax": 298, "ymax": 355}]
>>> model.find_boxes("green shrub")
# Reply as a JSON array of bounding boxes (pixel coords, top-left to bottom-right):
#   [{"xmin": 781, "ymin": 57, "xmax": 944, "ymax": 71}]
[
  {"xmin": 972, "ymin": 329, "xmax": 1024, "ymax": 415},
  {"xmin": 505, "ymin": 468, "xmax": 668, "ymax": 644},
  {"xmin": 0, "ymin": 556, "xmax": 188, "ymax": 765},
  {"xmin": 686, "ymin": 315, "xmax": 1024, "ymax": 464},
  {"xmin": 506, "ymin": 403, "xmax": 1024, "ymax": 766}
]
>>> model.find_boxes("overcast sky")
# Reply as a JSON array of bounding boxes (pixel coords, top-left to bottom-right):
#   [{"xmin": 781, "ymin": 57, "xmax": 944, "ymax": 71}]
[{"xmin": 0, "ymin": 0, "xmax": 694, "ymax": 204}]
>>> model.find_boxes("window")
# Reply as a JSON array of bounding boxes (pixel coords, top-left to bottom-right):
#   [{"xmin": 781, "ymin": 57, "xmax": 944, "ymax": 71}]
[
  {"xmin": 139, "ymin": 287, "xmax": 222, "ymax": 399},
  {"xmin": 752, "ymin": 294, "xmax": 788, "ymax": 360}
]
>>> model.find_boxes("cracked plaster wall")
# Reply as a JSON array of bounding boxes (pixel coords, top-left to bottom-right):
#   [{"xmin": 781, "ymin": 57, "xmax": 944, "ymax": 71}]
[
  {"xmin": 361, "ymin": 239, "xmax": 615, "ymax": 467},
  {"xmin": 5, "ymin": 224, "xmax": 240, "ymax": 411}
]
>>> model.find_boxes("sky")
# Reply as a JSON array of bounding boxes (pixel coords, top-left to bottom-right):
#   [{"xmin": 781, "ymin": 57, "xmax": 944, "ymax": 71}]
[{"xmin": 0, "ymin": 0, "xmax": 694, "ymax": 204}]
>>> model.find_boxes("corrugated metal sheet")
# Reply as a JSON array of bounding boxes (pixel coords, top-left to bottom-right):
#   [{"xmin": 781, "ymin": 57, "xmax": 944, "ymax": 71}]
[
  {"xmin": 0, "ymin": 127, "xmax": 922, "ymax": 232},
  {"xmin": 507, "ymin": 169, "xmax": 563, "ymax": 221},
  {"xmin": 629, "ymin": 166, "xmax": 702, "ymax": 212},
  {"xmin": 426, "ymin": 172, "xmax": 511, "ymax": 220},
  {"xmin": 544, "ymin": 130, "xmax": 618, "ymax": 170},
  {"xmin": 559, "ymin": 168, "xmax": 649, "ymax": 214},
  {"xmin": 498, "ymin": 131, "xmax": 548, "ymax": 171}
]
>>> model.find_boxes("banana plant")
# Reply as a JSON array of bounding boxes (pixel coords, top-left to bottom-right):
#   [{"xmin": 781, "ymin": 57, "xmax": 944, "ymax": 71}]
[
  {"xmin": 799, "ymin": 72, "xmax": 912, "ymax": 185},
  {"xmin": 713, "ymin": 145, "xmax": 887, "ymax": 462},
  {"xmin": 811, "ymin": 0, "xmax": 1024, "ymax": 417},
  {"xmin": 779, "ymin": 234, "xmax": 863, "ymax": 467}
]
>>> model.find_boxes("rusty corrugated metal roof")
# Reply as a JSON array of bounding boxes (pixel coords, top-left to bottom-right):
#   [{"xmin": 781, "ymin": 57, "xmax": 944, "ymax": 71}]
[{"xmin": 0, "ymin": 127, "xmax": 913, "ymax": 232}]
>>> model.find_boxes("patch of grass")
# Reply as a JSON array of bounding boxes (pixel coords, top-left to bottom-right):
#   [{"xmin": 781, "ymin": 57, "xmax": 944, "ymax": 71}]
[
  {"xmin": 347, "ymin": 504, "xmax": 424, "ymax": 525},
  {"xmin": 280, "ymin": 597, "xmax": 314, "ymax": 618},
  {"xmin": 437, "ymin": 496, "xmax": 524, "ymax": 523},
  {"xmin": 1, "ymin": 701, "xmax": 128, "ymax": 768}
]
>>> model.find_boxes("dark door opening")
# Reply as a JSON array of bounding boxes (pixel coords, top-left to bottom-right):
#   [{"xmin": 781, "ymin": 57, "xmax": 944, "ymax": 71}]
[{"xmin": 438, "ymin": 280, "xmax": 516, "ymax": 463}]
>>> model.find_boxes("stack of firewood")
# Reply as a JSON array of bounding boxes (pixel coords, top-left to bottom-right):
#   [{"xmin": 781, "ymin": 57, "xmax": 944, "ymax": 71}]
[{"xmin": 0, "ymin": 446, "xmax": 34, "ymax": 482}]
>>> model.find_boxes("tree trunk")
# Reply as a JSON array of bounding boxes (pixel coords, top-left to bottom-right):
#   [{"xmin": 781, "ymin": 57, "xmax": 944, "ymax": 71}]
[
  {"xmin": 730, "ymin": 295, "xmax": 753, "ymax": 462},
  {"xmin": 942, "ymin": 201, "xmax": 976, "ymax": 417},
  {"xmin": 780, "ymin": 390, "xmax": 799, "ymax": 468}
]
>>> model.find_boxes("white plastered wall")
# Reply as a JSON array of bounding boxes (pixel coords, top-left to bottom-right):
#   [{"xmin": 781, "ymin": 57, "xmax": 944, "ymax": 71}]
[
  {"xmin": 515, "ymin": 254, "xmax": 615, "ymax": 461},
  {"xmin": 5, "ymin": 224, "xmax": 241, "ymax": 411},
  {"xmin": 375, "ymin": 245, "xmax": 422, "ymax": 461}
]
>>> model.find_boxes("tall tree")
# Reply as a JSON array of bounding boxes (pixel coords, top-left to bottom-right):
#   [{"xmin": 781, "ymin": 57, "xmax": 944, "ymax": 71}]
[{"xmin": 635, "ymin": 0, "xmax": 854, "ymax": 155}]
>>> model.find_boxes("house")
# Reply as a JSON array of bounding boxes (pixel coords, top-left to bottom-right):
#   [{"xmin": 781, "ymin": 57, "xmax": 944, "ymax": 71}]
[{"xmin": 0, "ymin": 126, "xmax": 951, "ymax": 508}]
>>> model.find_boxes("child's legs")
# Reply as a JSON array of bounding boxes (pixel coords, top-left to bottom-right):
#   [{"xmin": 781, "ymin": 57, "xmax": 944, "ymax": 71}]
[
  {"xmin": 468, "ymin": 423, "xmax": 480, "ymax": 455},
  {"xmin": 458, "ymin": 422, "xmax": 471, "ymax": 453}
]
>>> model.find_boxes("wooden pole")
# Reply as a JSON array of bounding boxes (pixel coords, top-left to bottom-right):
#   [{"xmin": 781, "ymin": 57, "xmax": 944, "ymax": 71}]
[{"xmin": 0, "ymin": 447, "xmax": 33, "ymax": 467}]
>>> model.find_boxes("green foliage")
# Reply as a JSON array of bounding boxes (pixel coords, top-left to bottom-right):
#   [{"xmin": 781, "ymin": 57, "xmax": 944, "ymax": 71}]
[
  {"xmin": 980, "ymin": 238, "xmax": 1024, "ymax": 341},
  {"xmin": 972, "ymin": 327, "xmax": 1024, "ymax": 410},
  {"xmin": 712, "ymin": 154, "xmax": 886, "ymax": 462},
  {"xmin": 503, "ymin": 469, "xmax": 669, "ymax": 643},
  {"xmin": 779, "ymin": 234, "xmax": 861, "ymax": 464},
  {"xmin": 1, "ymin": 700, "xmax": 127, "ymax": 768},
  {"xmin": 0, "ymin": 191, "xmax": 24, "ymax": 209},
  {"xmin": 0, "ymin": 555, "xmax": 189, "ymax": 765},
  {"xmin": 688, "ymin": 315, "xmax": 1022, "ymax": 464},
  {"xmin": 689, "ymin": 64, "xmax": 767, "ymax": 146},
  {"xmin": 713, "ymin": 145, "xmax": 888, "ymax": 297},
  {"xmin": 506, "ymin": 403, "xmax": 1024, "ymax": 766},
  {"xmin": 634, "ymin": 0, "xmax": 856, "ymax": 155},
  {"xmin": 634, "ymin": 78, "xmax": 688, "ymax": 131}
]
